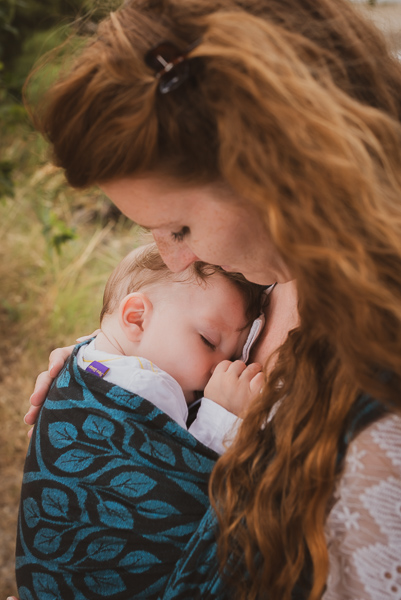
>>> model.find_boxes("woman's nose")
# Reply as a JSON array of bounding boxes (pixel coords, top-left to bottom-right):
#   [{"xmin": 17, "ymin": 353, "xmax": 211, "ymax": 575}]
[{"xmin": 152, "ymin": 231, "xmax": 199, "ymax": 272}]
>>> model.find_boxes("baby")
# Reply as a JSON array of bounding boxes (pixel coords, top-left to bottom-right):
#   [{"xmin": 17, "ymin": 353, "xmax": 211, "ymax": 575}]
[
  {"xmin": 16, "ymin": 244, "xmax": 266, "ymax": 600},
  {"xmin": 78, "ymin": 243, "xmax": 265, "ymax": 452}
]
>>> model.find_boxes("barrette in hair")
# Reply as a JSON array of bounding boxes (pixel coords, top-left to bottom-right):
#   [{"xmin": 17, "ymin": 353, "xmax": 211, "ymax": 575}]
[{"xmin": 144, "ymin": 39, "xmax": 201, "ymax": 94}]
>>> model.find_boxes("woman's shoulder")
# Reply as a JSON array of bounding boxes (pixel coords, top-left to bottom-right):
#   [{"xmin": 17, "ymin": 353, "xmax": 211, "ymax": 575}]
[
  {"xmin": 337, "ymin": 411, "xmax": 401, "ymax": 508},
  {"xmin": 345, "ymin": 411, "xmax": 401, "ymax": 474},
  {"xmin": 323, "ymin": 412, "xmax": 401, "ymax": 600}
]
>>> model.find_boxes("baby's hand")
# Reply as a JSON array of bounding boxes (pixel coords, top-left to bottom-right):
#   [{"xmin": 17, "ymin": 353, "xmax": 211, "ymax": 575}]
[{"xmin": 204, "ymin": 360, "xmax": 264, "ymax": 417}]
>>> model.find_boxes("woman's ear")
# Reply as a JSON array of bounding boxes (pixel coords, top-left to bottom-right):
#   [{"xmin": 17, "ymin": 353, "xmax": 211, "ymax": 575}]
[{"xmin": 118, "ymin": 293, "xmax": 152, "ymax": 342}]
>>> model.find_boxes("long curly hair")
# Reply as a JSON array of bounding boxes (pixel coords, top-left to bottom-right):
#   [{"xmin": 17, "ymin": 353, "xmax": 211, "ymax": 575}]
[{"xmin": 28, "ymin": 1, "xmax": 401, "ymax": 598}]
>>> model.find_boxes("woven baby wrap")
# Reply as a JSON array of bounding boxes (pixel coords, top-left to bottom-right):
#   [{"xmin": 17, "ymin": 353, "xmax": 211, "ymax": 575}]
[{"xmin": 16, "ymin": 343, "xmax": 218, "ymax": 600}]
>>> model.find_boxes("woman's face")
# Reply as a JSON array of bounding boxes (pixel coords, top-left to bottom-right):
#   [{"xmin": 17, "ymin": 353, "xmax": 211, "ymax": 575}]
[{"xmin": 101, "ymin": 175, "xmax": 291, "ymax": 285}]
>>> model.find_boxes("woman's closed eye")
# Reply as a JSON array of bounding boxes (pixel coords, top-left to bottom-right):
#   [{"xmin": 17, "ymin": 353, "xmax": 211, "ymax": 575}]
[
  {"xmin": 171, "ymin": 226, "xmax": 190, "ymax": 242},
  {"xmin": 200, "ymin": 335, "xmax": 216, "ymax": 351}
]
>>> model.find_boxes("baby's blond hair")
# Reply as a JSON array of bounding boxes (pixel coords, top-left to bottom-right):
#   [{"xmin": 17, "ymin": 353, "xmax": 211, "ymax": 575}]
[{"xmin": 100, "ymin": 243, "xmax": 266, "ymax": 327}]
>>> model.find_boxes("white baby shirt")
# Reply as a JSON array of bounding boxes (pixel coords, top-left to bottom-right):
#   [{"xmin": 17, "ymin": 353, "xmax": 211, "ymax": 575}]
[{"xmin": 77, "ymin": 340, "xmax": 240, "ymax": 454}]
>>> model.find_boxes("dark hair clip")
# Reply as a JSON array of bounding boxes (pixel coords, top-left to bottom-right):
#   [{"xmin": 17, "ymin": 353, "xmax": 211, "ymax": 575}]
[{"xmin": 145, "ymin": 39, "xmax": 201, "ymax": 94}]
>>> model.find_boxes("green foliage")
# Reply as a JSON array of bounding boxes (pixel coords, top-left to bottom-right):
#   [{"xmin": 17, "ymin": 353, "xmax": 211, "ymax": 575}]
[
  {"xmin": 0, "ymin": 0, "xmax": 126, "ymax": 260},
  {"xmin": 1, "ymin": 0, "xmax": 123, "ymax": 68},
  {"xmin": 0, "ymin": 0, "xmax": 23, "ymax": 40},
  {"xmin": 1, "ymin": 2, "xmax": 84, "ymax": 201},
  {"xmin": 40, "ymin": 208, "xmax": 77, "ymax": 255},
  {"xmin": 0, "ymin": 297, "xmax": 21, "ymax": 322},
  {"xmin": 0, "ymin": 160, "xmax": 15, "ymax": 199},
  {"xmin": 0, "ymin": 124, "xmax": 141, "ymax": 345},
  {"xmin": 0, "ymin": 100, "xmax": 27, "ymax": 123},
  {"xmin": 4, "ymin": 24, "xmax": 71, "ymax": 95}
]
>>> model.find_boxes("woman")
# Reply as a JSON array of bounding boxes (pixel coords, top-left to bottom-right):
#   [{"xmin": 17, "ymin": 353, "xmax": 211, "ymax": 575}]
[{"xmin": 17, "ymin": 0, "xmax": 401, "ymax": 598}]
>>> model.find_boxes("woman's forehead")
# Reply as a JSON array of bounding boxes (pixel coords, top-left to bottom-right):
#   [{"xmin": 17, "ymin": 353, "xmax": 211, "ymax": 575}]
[{"xmin": 101, "ymin": 175, "xmax": 238, "ymax": 222}]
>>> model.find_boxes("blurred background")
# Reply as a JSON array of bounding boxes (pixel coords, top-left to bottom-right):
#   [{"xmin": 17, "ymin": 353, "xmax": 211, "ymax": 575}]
[
  {"xmin": 0, "ymin": 1, "xmax": 143, "ymax": 594},
  {"xmin": 1, "ymin": 1, "xmax": 401, "ymax": 596}
]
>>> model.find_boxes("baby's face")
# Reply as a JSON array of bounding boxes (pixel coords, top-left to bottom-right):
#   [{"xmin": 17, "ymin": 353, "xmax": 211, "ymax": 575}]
[{"xmin": 138, "ymin": 273, "xmax": 250, "ymax": 402}]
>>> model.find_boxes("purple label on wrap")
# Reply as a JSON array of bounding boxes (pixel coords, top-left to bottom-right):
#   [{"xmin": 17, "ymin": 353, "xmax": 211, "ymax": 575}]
[{"xmin": 85, "ymin": 361, "xmax": 109, "ymax": 378}]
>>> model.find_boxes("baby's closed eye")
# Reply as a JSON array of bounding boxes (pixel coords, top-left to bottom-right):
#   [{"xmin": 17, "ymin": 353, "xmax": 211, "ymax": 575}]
[{"xmin": 200, "ymin": 335, "xmax": 216, "ymax": 351}]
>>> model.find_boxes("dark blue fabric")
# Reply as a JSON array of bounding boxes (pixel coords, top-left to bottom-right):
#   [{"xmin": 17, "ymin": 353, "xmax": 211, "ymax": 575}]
[
  {"xmin": 16, "ymin": 342, "xmax": 218, "ymax": 600},
  {"xmin": 160, "ymin": 507, "xmax": 223, "ymax": 599}
]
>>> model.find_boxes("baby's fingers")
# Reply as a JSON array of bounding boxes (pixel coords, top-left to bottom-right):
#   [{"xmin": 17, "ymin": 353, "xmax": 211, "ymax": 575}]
[
  {"xmin": 227, "ymin": 360, "xmax": 248, "ymax": 377},
  {"xmin": 239, "ymin": 362, "xmax": 262, "ymax": 381},
  {"xmin": 212, "ymin": 359, "xmax": 233, "ymax": 375},
  {"xmin": 250, "ymin": 371, "xmax": 265, "ymax": 395}
]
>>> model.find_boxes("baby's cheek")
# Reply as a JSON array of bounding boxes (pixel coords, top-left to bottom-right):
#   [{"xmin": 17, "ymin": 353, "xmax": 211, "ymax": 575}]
[
  {"xmin": 190, "ymin": 355, "xmax": 214, "ymax": 391},
  {"xmin": 170, "ymin": 352, "xmax": 202, "ymax": 391}
]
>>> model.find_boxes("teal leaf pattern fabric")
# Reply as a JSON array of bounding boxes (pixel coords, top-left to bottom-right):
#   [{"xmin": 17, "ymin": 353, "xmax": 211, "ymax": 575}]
[
  {"xmin": 41, "ymin": 488, "xmax": 69, "ymax": 518},
  {"xmin": 17, "ymin": 341, "xmax": 384, "ymax": 599},
  {"xmin": 16, "ymin": 342, "xmax": 217, "ymax": 599}
]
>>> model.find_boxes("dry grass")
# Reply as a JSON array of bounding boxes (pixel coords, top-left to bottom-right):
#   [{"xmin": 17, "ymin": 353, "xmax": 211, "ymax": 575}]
[{"xmin": 1, "ymin": 2, "xmax": 401, "ymax": 597}]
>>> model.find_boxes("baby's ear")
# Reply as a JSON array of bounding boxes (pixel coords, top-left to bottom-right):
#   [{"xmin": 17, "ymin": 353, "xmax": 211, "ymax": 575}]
[{"xmin": 118, "ymin": 293, "xmax": 152, "ymax": 341}]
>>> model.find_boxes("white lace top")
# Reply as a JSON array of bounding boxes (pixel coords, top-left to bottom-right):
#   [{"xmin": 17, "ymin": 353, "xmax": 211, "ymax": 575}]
[{"xmin": 323, "ymin": 413, "xmax": 401, "ymax": 600}]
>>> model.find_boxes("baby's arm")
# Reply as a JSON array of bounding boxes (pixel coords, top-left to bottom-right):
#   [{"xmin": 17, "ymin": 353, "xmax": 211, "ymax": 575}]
[
  {"xmin": 204, "ymin": 360, "xmax": 264, "ymax": 417},
  {"xmin": 188, "ymin": 360, "xmax": 263, "ymax": 454}
]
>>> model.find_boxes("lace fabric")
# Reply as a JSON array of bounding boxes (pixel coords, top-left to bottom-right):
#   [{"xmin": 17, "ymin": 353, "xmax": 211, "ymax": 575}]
[{"xmin": 324, "ymin": 413, "xmax": 401, "ymax": 600}]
